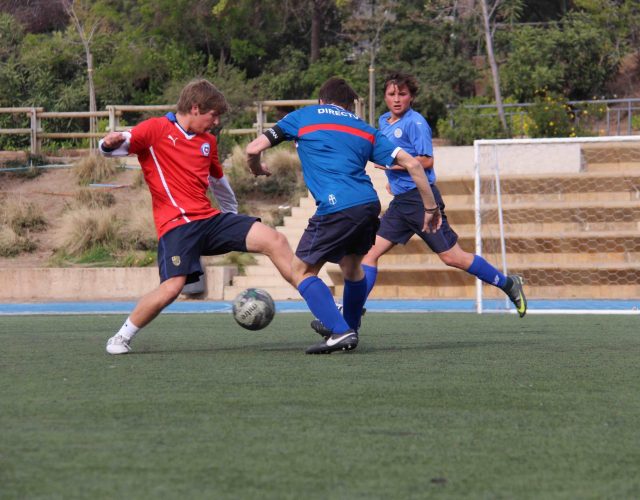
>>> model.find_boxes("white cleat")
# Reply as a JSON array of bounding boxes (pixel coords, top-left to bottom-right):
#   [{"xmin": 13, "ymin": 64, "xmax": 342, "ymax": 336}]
[{"xmin": 106, "ymin": 334, "xmax": 131, "ymax": 355}]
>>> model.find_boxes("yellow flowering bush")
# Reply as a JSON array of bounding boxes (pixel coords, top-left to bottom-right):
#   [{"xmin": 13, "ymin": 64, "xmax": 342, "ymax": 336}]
[{"xmin": 526, "ymin": 91, "xmax": 576, "ymax": 138}]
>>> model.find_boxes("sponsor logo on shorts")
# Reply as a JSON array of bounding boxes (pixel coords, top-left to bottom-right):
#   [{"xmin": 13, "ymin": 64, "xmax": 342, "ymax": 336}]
[
  {"xmin": 328, "ymin": 194, "xmax": 337, "ymax": 205},
  {"xmin": 201, "ymin": 143, "xmax": 210, "ymax": 157},
  {"xmin": 172, "ymin": 256, "xmax": 181, "ymax": 266}
]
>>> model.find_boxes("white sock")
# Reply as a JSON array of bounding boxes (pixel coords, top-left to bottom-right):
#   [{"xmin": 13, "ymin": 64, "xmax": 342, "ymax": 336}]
[{"xmin": 117, "ymin": 317, "xmax": 140, "ymax": 341}]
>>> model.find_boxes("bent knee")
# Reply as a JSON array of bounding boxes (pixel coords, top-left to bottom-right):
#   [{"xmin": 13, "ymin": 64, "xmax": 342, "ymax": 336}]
[
  {"xmin": 438, "ymin": 251, "xmax": 472, "ymax": 269},
  {"xmin": 161, "ymin": 278, "xmax": 186, "ymax": 301}
]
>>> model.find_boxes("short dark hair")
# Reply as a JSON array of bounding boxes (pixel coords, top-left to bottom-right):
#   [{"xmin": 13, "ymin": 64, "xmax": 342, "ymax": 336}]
[
  {"xmin": 318, "ymin": 77, "xmax": 359, "ymax": 112},
  {"xmin": 177, "ymin": 79, "xmax": 230, "ymax": 115},
  {"xmin": 383, "ymin": 72, "xmax": 419, "ymax": 97}
]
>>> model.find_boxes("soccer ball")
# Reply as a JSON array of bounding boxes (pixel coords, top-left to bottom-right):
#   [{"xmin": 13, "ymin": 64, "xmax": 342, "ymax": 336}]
[{"xmin": 232, "ymin": 288, "xmax": 276, "ymax": 331}]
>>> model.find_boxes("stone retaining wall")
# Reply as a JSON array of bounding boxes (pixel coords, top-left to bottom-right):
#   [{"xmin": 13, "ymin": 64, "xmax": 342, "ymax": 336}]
[{"xmin": 0, "ymin": 266, "xmax": 237, "ymax": 302}]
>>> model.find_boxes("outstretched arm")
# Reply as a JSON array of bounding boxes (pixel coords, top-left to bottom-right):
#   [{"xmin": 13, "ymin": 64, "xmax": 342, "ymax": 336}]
[
  {"xmin": 99, "ymin": 131, "xmax": 131, "ymax": 157},
  {"xmin": 246, "ymin": 135, "xmax": 273, "ymax": 177},
  {"xmin": 393, "ymin": 149, "xmax": 441, "ymax": 233},
  {"xmin": 375, "ymin": 154, "xmax": 433, "ymax": 171}
]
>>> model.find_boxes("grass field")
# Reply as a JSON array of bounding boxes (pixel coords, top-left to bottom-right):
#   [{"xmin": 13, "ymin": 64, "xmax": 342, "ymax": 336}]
[{"xmin": 1, "ymin": 312, "xmax": 639, "ymax": 499}]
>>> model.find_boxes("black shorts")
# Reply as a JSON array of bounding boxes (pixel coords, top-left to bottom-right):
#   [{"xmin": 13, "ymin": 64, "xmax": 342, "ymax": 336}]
[
  {"xmin": 158, "ymin": 213, "xmax": 259, "ymax": 284},
  {"xmin": 296, "ymin": 201, "xmax": 381, "ymax": 265},
  {"xmin": 377, "ymin": 185, "xmax": 458, "ymax": 254}
]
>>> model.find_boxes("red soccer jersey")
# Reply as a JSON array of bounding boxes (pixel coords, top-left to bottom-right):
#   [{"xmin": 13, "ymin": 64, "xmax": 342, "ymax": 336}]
[{"xmin": 129, "ymin": 114, "xmax": 223, "ymax": 238}]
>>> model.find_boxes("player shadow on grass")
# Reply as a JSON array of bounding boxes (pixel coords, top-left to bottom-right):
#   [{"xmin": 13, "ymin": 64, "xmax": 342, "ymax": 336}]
[
  {"xmin": 130, "ymin": 342, "xmax": 303, "ymax": 355},
  {"xmin": 130, "ymin": 339, "xmax": 530, "ymax": 355}
]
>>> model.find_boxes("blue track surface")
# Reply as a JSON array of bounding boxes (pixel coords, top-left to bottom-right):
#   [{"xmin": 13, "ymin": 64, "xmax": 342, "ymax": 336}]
[{"xmin": 0, "ymin": 299, "xmax": 638, "ymax": 315}]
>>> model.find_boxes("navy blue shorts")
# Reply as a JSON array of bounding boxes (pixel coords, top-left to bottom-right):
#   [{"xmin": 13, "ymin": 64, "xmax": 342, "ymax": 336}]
[
  {"xmin": 377, "ymin": 185, "xmax": 458, "ymax": 254},
  {"xmin": 158, "ymin": 213, "xmax": 259, "ymax": 284},
  {"xmin": 296, "ymin": 201, "xmax": 381, "ymax": 265}
]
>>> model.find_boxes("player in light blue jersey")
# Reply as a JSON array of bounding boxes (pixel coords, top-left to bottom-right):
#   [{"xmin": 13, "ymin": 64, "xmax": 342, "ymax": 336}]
[
  {"xmin": 247, "ymin": 77, "xmax": 441, "ymax": 354},
  {"xmin": 361, "ymin": 72, "xmax": 527, "ymax": 317}
]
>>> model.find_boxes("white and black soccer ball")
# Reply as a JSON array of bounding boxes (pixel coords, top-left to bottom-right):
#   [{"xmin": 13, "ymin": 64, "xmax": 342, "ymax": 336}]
[{"xmin": 232, "ymin": 288, "xmax": 276, "ymax": 331}]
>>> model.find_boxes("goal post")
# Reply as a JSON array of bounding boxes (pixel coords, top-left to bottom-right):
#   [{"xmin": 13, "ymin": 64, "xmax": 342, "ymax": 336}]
[{"xmin": 473, "ymin": 135, "xmax": 640, "ymax": 315}]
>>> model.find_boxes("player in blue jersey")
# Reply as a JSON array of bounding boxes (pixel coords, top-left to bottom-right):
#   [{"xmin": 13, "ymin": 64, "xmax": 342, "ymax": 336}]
[
  {"xmin": 361, "ymin": 72, "xmax": 527, "ymax": 316},
  {"xmin": 246, "ymin": 77, "xmax": 442, "ymax": 354}
]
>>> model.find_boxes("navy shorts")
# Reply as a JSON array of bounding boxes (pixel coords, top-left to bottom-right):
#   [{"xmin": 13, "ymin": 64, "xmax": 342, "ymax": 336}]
[
  {"xmin": 296, "ymin": 201, "xmax": 381, "ymax": 265},
  {"xmin": 377, "ymin": 185, "xmax": 458, "ymax": 254},
  {"xmin": 157, "ymin": 213, "xmax": 259, "ymax": 284}
]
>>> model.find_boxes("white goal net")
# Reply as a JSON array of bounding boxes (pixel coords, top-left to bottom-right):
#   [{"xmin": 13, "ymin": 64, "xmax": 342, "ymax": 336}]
[{"xmin": 474, "ymin": 135, "xmax": 640, "ymax": 314}]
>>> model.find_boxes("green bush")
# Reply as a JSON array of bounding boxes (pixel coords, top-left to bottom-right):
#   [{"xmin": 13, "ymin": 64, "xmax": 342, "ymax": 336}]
[{"xmin": 438, "ymin": 98, "xmax": 509, "ymax": 145}]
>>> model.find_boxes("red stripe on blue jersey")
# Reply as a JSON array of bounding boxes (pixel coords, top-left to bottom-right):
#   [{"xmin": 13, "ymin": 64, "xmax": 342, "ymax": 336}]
[{"xmin": 298, "ymin": 123, "xmax": 375, "ymax": 144}]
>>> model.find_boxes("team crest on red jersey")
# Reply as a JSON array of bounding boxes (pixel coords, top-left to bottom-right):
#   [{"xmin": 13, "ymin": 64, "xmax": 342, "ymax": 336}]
[{"xmin": 200, "ymin": 143, "xmax": 211, "ymax": 157}]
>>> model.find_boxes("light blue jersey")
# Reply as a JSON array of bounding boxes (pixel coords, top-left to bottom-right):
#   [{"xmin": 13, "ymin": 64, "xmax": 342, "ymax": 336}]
[
  {"xmin": 378, "ymin": 108, "xmax": 435, "ymax": 195},
  {"xmin": 275, "ymin": 104, "xmax": 400, "ymax": 215}
]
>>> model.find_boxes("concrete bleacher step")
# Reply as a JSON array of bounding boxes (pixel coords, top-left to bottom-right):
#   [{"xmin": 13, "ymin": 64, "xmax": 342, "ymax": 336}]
[
  {"xmin": 583, "ymin": 144, "xmax": 640, "ymax": 168},
  {"xmin": 586, "ymin": 162, "xmax": 640, "ymax": 173},
  {"xmin": 328, "ymin": 261, "xmax": 640, "ymax": 282},
  {"xmin": 232, "ymin": 275, "xmax": 292, "ymax": 288},
  {"xmin": 379, "ymin": 251, "xmax": 640, "ymax": 266},
  {"xmin": 442, "ymin": 199, "xmax": 640, "ymax": 225}
]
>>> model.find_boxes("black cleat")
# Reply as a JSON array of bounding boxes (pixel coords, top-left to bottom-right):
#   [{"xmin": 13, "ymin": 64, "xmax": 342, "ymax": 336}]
[
  {"xmin": 305, "ymin": 331, "xmax": 359, "ymax": 354},
  {"xmin": 506, "ymin": 275, "xmax": 527, "ymax": 317},
  {"xmin": 310, "ymin": 319, "xmax": 332, "ymax": 339}
]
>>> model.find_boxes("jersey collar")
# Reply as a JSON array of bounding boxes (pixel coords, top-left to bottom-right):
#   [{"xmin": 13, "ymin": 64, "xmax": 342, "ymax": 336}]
[{"xmin": 165, "ymin": 112, "xmax": 196, "ymax": 140}]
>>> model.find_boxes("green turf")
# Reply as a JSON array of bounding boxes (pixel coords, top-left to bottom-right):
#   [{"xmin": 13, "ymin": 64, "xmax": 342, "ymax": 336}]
[{"xmin": 1, "ymin": 313, "xmax": 639, "ymax": 499}]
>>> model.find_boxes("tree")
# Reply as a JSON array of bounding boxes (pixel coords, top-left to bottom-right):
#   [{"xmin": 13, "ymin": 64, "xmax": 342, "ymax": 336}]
[
  {"xmin": 499, "ymin": 12, "xmax": 621, "ymax": 101},
  {"xmin": 479, "ymin": 0, "xmax": 507, "ymax": 132},
  {"xmin": 340, "ymin": 0, "xmax": 397, "ymax": 123},
  {"xmin": 61, "ymin": 0, "xmax": 100, "ymax": 150}
]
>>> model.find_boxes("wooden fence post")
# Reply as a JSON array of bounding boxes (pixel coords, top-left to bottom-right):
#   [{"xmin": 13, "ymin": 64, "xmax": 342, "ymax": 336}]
[
  {"xmin": 107, "ymin": 105, "xmax": 116, "ymax": 132},
  {"xmin": 256, "ymin": 101, "xmax": 264, "ymax": 136},
  {"xmin": 29, "ymin": 107, "xmax": 42, "ymax": 156}
]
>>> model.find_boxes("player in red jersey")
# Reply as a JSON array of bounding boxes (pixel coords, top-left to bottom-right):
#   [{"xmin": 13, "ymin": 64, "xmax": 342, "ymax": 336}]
[{"xmin": 99, "ymin": 79, "xmax": 295, "ymax": 354}]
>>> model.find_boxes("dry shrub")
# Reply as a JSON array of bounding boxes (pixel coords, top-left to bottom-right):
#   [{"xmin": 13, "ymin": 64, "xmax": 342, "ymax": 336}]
[
  {"xmin": 0, "ymin": 200, "xmax": 47, "ymax": 234},
  {"xmin": 120, "ymin": 190, "xmax": 157, "ymax": 251},
  {"xmin": 131, "ymin": 169, "xmax": 146, "ymax": 189},
  {"xmin": 226, "ymin": 143, "xmax": 303, "ymax": 199},
  {"xmin": 227, "ymin": 143, "xmax": 253, "ymax": 184},
  {"xmin": 56, "ymin": 208, "xmax": 123, "ymax": 256},
  {"xmin": 0, "ymin": 225, "xmax": 36, "ymax": 256},
  {"xmin": 75, "ymin": 188, "xmax": 116, "ymax": 208},
  {"xmin": 73, "ymin": 154, "xmax": 119, "ymax": 185},
  {"xmin": 263, "ymin": 146, "xmax": 301, "ymax": 176}
]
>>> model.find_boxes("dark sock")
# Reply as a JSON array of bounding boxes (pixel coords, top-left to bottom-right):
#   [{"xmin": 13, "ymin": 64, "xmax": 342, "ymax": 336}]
[{"xmin": 342, "ymin": 276, "xmax": 367, "ymax": 332}]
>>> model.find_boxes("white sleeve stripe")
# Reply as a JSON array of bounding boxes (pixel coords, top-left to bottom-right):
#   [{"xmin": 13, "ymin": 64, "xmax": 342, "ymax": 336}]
[
  {"xmin": 390, "ymin": 146, "xmax": 402, "ymax": 158},
  {"xmin": 98, "ymin": 131, "xmax": 132, "ymax": 157},
  {"xmin": 149, "ymin": 146, "xmax": 191, "ymax": 223}
]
